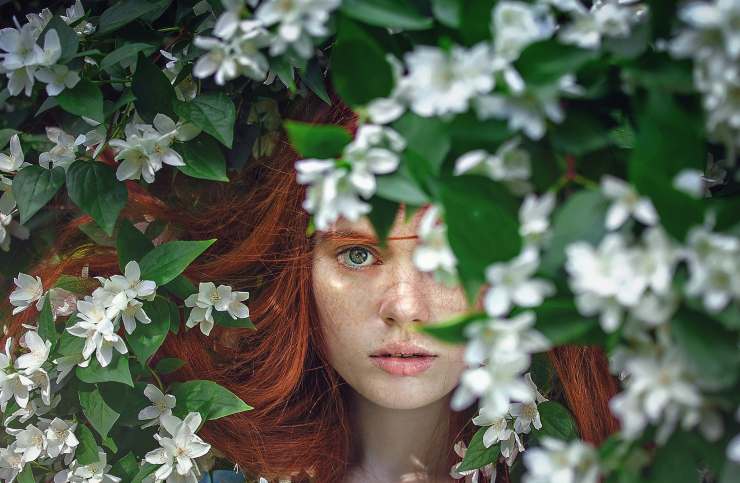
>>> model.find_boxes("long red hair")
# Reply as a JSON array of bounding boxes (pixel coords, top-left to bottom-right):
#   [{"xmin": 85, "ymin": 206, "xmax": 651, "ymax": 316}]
[{"xmin": 1, "ymin": 90, "xmax": 619, "ymax": 482}]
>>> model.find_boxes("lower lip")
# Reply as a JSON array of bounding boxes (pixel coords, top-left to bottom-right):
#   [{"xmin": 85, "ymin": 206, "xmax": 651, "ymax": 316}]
[{"xmin": 370, "ymin": 356, "xmax": 436, "ymax": 376}]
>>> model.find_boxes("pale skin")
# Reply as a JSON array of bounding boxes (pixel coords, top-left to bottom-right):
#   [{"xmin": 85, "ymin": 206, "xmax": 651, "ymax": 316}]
[{"xmin": 311, "ymin": 205, "xmax": 471, "ymax": 483}]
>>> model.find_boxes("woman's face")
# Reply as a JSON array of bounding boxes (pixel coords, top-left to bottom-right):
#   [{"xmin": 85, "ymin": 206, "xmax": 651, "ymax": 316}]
[{"xmin": 311, "ymin": 206, "xmax": 469, "ymax": 410}]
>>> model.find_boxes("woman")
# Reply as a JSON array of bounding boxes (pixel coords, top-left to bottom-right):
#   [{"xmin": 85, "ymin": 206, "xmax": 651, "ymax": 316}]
[{"xmin": 3, "ymin": 89, "xmax": 619, "ymax": 483}]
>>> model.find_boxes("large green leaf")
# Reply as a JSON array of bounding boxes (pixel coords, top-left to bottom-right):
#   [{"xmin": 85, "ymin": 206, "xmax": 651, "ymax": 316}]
[
  {"xmin": 417, "ymin": 311, "xmax": 488, "ymax": 344},
  {"xmin": 175, "ymin": 134, "xmax": 229, "ymax": 182},
  {"xmin": 284, "ymin": 120, "xmax": 352, "ymax": 158},
  {"xmin": 127, "ymin": 297, "xmax": 171, "ymax": 363},
  {"xmin": 57, "ymin": 80, "xmax": 104, "ymax": 123},
  {"xmin": 98, "ymin": 0, "xmax": 172, "ymax": 34},
  {"xmin": 13, "ymin": 166, "xmax": 65, "ymax": 224},
  {"xmin": 392, "ymin": 112, "xmax": 450, "ymax": 175},
  {"xmin": 440, "ymin": 175, "xmax": 522, "ymax": 303},
  {"xmin": 116, "ymin": 219, "xmax": 154, "ymax": 271},
  {"xmin": 132, "ymin": 53, "xmax": 176, "ymax": 122},
  {"xmin": 101, "ymin": 43, "xmax": 158, "ymax": 71},
  {"xmin": 530, "ymin": 299, "xmax": 604, "ymax": 346},
  {"xmin": 76, "ymin": 353, "xmax": 134, "ymax": 387},
  {"xmin": 173, "ymin": 94, "xmax": 236, "ymax": 148},
  {"xmin": 171, "ymin": 380, "xmax": 253, "ymax": 421},
  {"xmin": 331, "ymin": 14, "xmax": 393, "ymax": 106},
  {"xmin": 339, "ymin": 0, "xmax": 433, "ymax": 30},
  {"xmin": 535, "ymin": 401, "xmax": 579, "ymax": 441},
  {"xmin": 516, "ymin": 40, "xmax": 599, "ymax": 87},
  {"xmin": 138, "ymin": 239, "xmax": 217, "ymax": 285},
  {"xmin": 78, "ymin": 385, "xmax": 120, "ymax": 439},
  {"xmin": 75, "ymin": 424, "xmax": 100, "ymax": 466},
  {"xmin": 66, "ymin": 161, "xmax": 128, "ymax": 236},
  {"xmin": 457, "ymin": 426, "xmax": 501, "ymax": 471}
]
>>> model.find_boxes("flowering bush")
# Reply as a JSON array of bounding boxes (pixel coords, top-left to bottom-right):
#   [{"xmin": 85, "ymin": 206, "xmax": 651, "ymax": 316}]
[{"xmin": 1, "ymin": 0, "xmax": 739, "ymax": 482}]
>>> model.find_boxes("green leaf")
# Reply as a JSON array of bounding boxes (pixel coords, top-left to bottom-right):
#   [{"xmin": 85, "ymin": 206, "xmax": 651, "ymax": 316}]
[
  {"xmin": 38, "ymin": 294, "xmax": 58, "ymax": 346},
  {"xmin": 76, "ymin": 353, "xmax": 134, "ymax": 387},
  {"xmin": 550, "ymin": 110, "xmax": 613, "ymax": 156},
  {"xmin": 339, "ymin": 0, "xmax": 433, "ymax": 30},
  {"xmin": 66, "ymin": 161, "xmax": 128, "ymax": 236},
  {"xmin": 155, "ymin": 357, "xmax": 186, "ymax": 374},
  {"xmin": 78, "ymin": 385, "xmax": 120, "ymax": 439},
  {"xmin": 284, "ymin": 120, "xmax": 352, "ymax": 158},
  {"xmin": 432, "ymin": 0, "xmax": 462, "ymax": 28},
  {"xmin": 132, "ymin": 52, "xmax": 176, "ymax": 123},
  {"xmin": 116, "ymin": 218, "xmax": 154, "ymax": 270},
  {"xmin": 75, "ymin": 424, "xmax": 99, "ymax": 465},
  {"xmin": 392, "ymin": 112, "xmax": 450, "ymax": 175},
  {"xmin": 516, "ymin": 40, "xmax": 599, "ymax": 87},
  {"xmin": 721, "ymin": 460, "xmax": 740, "ymax": 483},
  {"xmin": 628, "ymin": 90, "xmax": 705, "ymax": 240},
  {"xmin": 212, "ymin": 310, "xmax": 256, "ymax": 329},
  {"xmin": 171, "ymin": 380, "xmax": 253, "ymax": 421},
  {"xmin": 79, "ymin": 219, "xmax": 116, "ymax": 247},
  {"xmin": 459, "ymin": 0, "xmax": 496, "ymax": 45},
  {"xmin": 138, "ymin": 239, "xmax": 217, "ymax": 285},
  {"xmin": 271, "ymin": 55, "xmax": 296, "ymax": 93},
  {"xmin": 331, "ymin": 15, "xmax": 393, "ymax": 106},
  {"xmin": 127, "ymin": 296, "xmax": 171, "ymax": 363},
  {"xmin": 649, "ymin": 430, "xmax": 723, "ymax": 483},
  {"xmin": 17, "ymin": 465, "xmax": 34, "ymax": 483},
  {"xmin": 368, "ymin": 196, "xmax": 399, "ymax": 247},
  {"xmin": 175, "ymin": 134, "xmax": 229, "ymax": 182},
  {"xmin": 98, "ymin": 0, "xmax": 172, "ymax": 34},
  {"xmin": 536, "ymin": 401, "xmax": 579, "ymax": 441},
  {"xmin": 163, "ymin": 276, "xmax": 196, "ymax": 301},
  {"xmin": 110, "ymin": 452, "xmax": 139, "ymax": 480},
  {"xmin": 131, "ymin": 464, "xmax": 158, "ymax": 483},
  {"xmin": 13, "ymin": 164, "xmax": 64, "ymax": 223},
  {"xmin": 531, "ymin": 299, "xmax": 603, "ymax": 346},
  {"xmin": 0, "ymin": 128, "xmax": 18, "ymax": 150},
  {"xmin": 375, "ymin": 166, "xmax": 431, "ymax": 205},
  {"xmin": 417, "ymin": 311, "xmax": 488, "ymax": 344},
  {"xmin": 440, "ymin": 175, "xmax": 522, "ymax": 303},
  {"xmin": 41, "ymin": 17, "xmax": 79, "ymax": 63},
  {"xmin": 297, "ymin": 58, "xmax": 331, "ymax": 105},
  {"xmin": 57, "ymin": 80, "xmax": 105, "ymax": 123},
  {"xmin": 539, "ymin": 190, "xmax": 609, "ymax": 278},
  {"xmin": 101, "ymin": 43, "xmax": 158, "ymax": 71},
  {"xmin": 672, "ymin": 308, "xmax": 740, "ymax": 390},
  {"xmin": 173, "ymin": 93, "xmax": 236, "ymax": 148},
  {"xmin": 457, "ymin": 426, "xmax": 501, "ymax": 471}
]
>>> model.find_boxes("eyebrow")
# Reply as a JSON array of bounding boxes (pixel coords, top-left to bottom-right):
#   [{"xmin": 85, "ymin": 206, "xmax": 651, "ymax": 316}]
[{"xmin": 318, "ymin": 229, "xmax": 418, "ymax": 244}]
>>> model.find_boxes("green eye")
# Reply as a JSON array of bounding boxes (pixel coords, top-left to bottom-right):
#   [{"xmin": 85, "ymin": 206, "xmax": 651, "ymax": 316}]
[{"xmin": 338, "ymin": 246, "xmax": 377, "ymax": 269}]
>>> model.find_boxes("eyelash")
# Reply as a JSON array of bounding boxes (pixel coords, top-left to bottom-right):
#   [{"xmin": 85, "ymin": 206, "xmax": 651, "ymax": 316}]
[{"xmin": 336, "ymin": 245, "xmax": 382, "ymax": 271}]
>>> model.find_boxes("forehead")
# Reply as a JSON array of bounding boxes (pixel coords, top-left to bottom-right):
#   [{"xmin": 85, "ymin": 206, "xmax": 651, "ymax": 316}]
[{"xmin": 319, "ymin": 204, "xmax": 432, "ymax": 242}]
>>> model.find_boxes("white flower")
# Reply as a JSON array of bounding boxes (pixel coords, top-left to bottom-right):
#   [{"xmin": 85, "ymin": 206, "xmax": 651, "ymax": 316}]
[
  {"xmin": 144, "ymin": 412, "xmax": 211, "ymax": 481},
  {"xmin": 39, "ymin": 127, "xmax": 85, "ymax": 171},
  {"xmin": 193, "ymin": 18, "xmax": 271, "ymax": 85},
  {"xmin": 491, "ymin": 1, "xmax": 555, "ymax": 62},
  {"xmin": 522, "ymin": 437, "xmax": 600, "ymax": 483},
  {"xmin": 483, "ymin": 248, "xmax": 555, "ymax": 317},
  {"xmin": 683, "ymin": 224, "xmax": 740, "ymax": 313},
  {"xmin": 343, "ymin": 125, "xmax": 406, "ymax": 197},
  {"xmin": 412, "ymin": 205, "xmax": 458, "ymax": 286},
  {"xmin": 62, "ymin": 0, "xmax": 96, "ymax": 36},
  {"xmin": 565, "ymin": 233, "xmax": 647, "ymax": 332},
  {"xmin": 558, "ymin": 0, "xmax": 641, "ymax": 49},
  {"xmin": 67, "ymin": 299, "xmax": 128, "ymax": 367},
  {"xmin": 450, "ymin": 440, "xmax": 496, "ymax": 482},
  {"xmin": 0, "ymin": 134, "xmax": 29, "ymax": 173},
  {"xmin": 55, "ymin": 449, "xmax": 121, "ymax": 483},
  {"xmin": 672, "ymin": 168, "xmax": 706, "ymax": 199},
  {"xmin": 609, "ymin": 344, "xmax": 704, "ymax": 444},
  {"xmin": 519, "ymin": 191, "xmax": 556, "ymax": 249},
  {"xmin": 101, "ymin": 260, "xmax": 157, "ymax": 314},
  {"xmin": 473, "ymin": 74, "xmax": 582, "ymax": 140},
  {"xmin": 728, "ymin": 407, "xmax": 740, "ymax": 463},
  {"xmin": 0, "ymin": 442, "xmax": 25, "ymax": 482},
  {"xmin": 601, "ymin": 175, "xmax": 658, "ymax": 230},
  {"xmin": 34, "ymin": 64, "xmax": 80, "ymax": 96},
  {"xmin": 52, "ymin": 353, "xmax": 89, "ymax": 384},
  {"xmin": 138, "ymin": 384, "xmax": 177, "ymax": 428},
  {"xmin": 0, "ymin": 21, "xmax": 43, "ymax": 68},
  {"xmin": 44, "ymin": 417, "xmax": 79, "ymax": 459},
  {"xmin": 184, "ymin": 282, "xmax": 250, "ymax": 336},
  {"xmin": 399, "ymin": 43, "xmax": 496, "ymax": 118},
  {"xmin": 13, "ymin": 423, "xmax": 46, "ymax": 463},
  {"xmin": 9, "ymin": 272, "xmax": 44, "ymax": 315},
  {"xmin": 15, "ymin": 330, "xmax": 52, "ymax": 376},
  {"xmin": 509, "ymin": 373, "xmax": 548, "ymax": 434},
  {"xmin": 0, "ymin": 210, "xmax": 30, "ymax": 252},
  {"xmin": 366, "ymin": 54, "xmax": 408, "ymax": 125},
  {"xmin": 255, "ymin": 0, "xmax": 341, "ymax": 58},
  {"xmin": 454, "ymin": 137, "xmax": 532, "ymax": 191}
]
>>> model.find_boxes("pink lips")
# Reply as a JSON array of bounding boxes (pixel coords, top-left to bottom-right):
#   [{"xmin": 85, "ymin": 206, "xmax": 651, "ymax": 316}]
[{"xmin": 370, "ymin": 355, "xmax": 436, "ymax": 376}]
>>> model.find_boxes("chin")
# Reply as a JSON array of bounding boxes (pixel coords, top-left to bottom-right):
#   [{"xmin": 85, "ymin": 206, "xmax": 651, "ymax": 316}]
[{"xmin": 357, "ymin": 377, "xmax": 452, "ymax": 410}]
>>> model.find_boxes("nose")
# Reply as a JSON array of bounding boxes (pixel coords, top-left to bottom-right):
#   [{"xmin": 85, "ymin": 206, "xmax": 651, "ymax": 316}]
[{"xmin": 378, "ymin": 268, "xmax": 431, "ymax": 328}]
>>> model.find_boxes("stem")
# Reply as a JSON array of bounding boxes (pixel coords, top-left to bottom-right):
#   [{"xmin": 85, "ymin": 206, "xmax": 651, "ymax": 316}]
[{"xmin": 158, "ymin": 26, "xmax": 181, "ymax": 33}]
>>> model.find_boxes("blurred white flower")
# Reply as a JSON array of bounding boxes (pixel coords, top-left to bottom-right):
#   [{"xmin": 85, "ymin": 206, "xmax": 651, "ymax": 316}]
[
  {"xmin": 522, "ymin": 437, "xmax": 600, "ymax": 483},
  {"xmin": 601, "ymin": 175, "xmax": 658, "ymax": 230},
  {"xmin": 0, "ymin": 209, "xmax": 30, "ymax": 252},
  {"xmin": 412, "ymin": 205, "xmax": 459, "ymax": 287},
  {"xmin": 35, "ymin": 64, "xmax": 80, "ymax": 96},
  {"xmin": 557, "ymin": 0, "xmax": 642, "ymax": 49},
  {"xmin": 454, "ymin": 137, "xmax": 532, "ymax": 193},
  {"xmin": 483, "ymin": 248, "xmax": 555, "ymax": 317},
  {"xmin": 519, "ymin": 191, "xmax": 556, "ymax": 249},
  {"xmin": 255, "ymin": 0, "xmax": 341, "ymax": 58},
  {"xmin": 728, "ymin": 407, "xmax": 740, "ymax": 462},
  {"xmin": 492, "ymin": 1, "xmax": 555, "ymax": 62},
  {"xmin": 138, "ymin": 384, "xmax": 177, "ymax": 429}
]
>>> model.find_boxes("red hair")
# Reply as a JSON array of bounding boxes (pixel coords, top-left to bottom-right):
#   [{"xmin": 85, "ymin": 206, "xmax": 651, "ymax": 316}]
[{"xmin": 2, "ymin": 90, "xmax": 619, "ymax": 482}]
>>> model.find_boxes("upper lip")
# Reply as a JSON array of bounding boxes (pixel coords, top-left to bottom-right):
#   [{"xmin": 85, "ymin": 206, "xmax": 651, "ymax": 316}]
[{"xmin": 370, "ymin": 342, "xmax": 437, "ymax": 357}]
